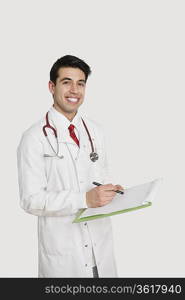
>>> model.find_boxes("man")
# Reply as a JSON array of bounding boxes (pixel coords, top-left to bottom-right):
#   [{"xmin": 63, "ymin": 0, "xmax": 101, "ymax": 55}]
[{"xmin": 17, "ymin": 55, "xmax": 124, "ymax": 278}]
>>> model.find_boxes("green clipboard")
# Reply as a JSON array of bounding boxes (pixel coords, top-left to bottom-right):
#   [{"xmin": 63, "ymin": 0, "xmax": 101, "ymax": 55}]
[{"xmin": 73, "ymin": 201, "xmax": 152, "ymax": 223}]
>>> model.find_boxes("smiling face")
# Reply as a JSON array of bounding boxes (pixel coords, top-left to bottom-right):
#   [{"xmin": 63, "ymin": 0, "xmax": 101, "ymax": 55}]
[{"xmin": 49, "ymin": 67, "xmax": 86, "ymax": 121}]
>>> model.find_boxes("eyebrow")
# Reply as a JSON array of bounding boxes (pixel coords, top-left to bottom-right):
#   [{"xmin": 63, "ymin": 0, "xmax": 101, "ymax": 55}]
[{"xmin": 59, "ymin": 77, "xmax": 86, "ymax": 83}]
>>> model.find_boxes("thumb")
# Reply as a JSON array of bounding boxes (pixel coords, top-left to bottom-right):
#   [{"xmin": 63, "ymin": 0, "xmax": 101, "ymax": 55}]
[{"xmin": 115, "ymin": 184, "xmax": 124, "ymax": 191}]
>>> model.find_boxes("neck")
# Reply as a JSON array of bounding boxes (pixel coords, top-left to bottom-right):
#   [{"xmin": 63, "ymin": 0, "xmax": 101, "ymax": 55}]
[{"xmin": 53, "ymin": 104, "xmax": 77, "ymax": 121}]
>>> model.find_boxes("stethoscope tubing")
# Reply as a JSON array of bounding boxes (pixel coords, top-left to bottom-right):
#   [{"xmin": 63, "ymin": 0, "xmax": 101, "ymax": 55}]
[{"xmin": 42, "ymin": 112, "xmax": 98, "ymax": 161}]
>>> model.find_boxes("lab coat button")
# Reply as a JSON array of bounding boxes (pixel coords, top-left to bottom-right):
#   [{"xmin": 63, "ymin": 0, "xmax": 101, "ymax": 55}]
[
  {"xmin": 85, "ymin": 244, "xmax": 88, "ymax": 247},
  {"xmin": 85, "ymin": 264, "xmax": 88, "ymax": 267},
  {"xmin": 84, "ymin": 222, "xmax": 87, "ymax": 226}
]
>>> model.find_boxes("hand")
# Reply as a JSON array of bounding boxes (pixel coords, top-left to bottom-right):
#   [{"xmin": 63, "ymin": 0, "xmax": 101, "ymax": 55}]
[
  {"xmin": 114, "ymin": 184, "xmax": 124, "ymax": 192},
  {"xmin": 86, "ymin": 183, "xmax": 123, "ymax": 208}
]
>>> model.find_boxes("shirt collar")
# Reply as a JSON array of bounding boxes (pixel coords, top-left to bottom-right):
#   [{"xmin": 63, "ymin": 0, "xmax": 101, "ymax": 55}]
[
  {"xmin": 48, "ymin": 105, "xmax": 82, "ymax": 143},
  {"xmin": 50, "ymin": 105, "xmax": 81, "ymax": 128}
]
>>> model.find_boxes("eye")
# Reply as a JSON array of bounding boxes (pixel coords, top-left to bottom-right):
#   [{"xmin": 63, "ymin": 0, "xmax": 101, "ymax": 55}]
[
  {"xmin": 63, "ymin": 81, "xmax": 69, "ymax": 85},
  {"xmin": 79, "ymin": 82, "xmax": 85, "ymax": 87}
]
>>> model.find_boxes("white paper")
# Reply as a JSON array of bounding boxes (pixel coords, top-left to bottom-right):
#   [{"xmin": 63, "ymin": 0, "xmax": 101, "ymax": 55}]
[{"xmin": 81, "ymin": 178, "xmax": 163, "ymax": 218}]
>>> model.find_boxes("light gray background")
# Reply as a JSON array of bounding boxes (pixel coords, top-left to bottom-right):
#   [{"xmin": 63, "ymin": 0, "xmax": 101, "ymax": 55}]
[{"xmin": 0, "ymin": 0, "xmax": 184, "ymax": 277}]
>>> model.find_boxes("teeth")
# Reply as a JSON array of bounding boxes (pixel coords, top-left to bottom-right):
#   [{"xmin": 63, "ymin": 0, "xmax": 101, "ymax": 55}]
[{"xmin": 67, "ymin": 98, "xmax": 78, "ymax": 103}]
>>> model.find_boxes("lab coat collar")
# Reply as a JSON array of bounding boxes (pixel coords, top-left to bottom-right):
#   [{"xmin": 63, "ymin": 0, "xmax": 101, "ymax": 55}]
[{"xmin": 48, "ymin": 106, "xmax": 83, "ymax": 143}]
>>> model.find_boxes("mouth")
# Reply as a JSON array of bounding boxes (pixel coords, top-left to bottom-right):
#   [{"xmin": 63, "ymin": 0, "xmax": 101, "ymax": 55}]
[{"xmin": 65, "ymin": 97, "xmax": 80, "ymax": 104}]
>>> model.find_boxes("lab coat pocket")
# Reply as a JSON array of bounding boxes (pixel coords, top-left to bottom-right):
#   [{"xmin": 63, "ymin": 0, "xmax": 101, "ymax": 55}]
[
  {"xmin": 39, "ymin": 217, "xmax": 74, "ymax": 255},
  {"xmin": 43, "ymin": 152, "xmax": 69, "ymax": 190},
  {"xmin": 90, "ymin": 147, "xmax": 107, "ymax": 183}
]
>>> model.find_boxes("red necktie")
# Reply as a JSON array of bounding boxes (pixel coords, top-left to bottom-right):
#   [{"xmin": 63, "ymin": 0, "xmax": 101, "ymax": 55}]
[{"xmin": 68, "ymin": 124, "xmax": 80, "ymax": 147}]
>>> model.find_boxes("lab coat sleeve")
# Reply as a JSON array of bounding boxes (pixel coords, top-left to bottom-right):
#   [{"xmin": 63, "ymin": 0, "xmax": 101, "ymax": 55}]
[{"xmin": 17, "ymin": 132, "xmax": 88, "ymax": 217}]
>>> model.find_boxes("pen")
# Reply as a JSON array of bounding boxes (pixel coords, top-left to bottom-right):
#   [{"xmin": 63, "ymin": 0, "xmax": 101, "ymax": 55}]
[{"xmin": 92, "ymin": 181, "xmax": 124, "ymax": 194}]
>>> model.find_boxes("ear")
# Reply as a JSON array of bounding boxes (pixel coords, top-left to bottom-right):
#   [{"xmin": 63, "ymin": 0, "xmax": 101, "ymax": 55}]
[{"xmin": 48, "ymin": 80, "xmax": 55, "ymax": 95}]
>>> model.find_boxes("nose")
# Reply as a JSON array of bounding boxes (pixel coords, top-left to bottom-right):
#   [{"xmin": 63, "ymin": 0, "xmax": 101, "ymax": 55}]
[{"xmin": 70, "ymin": 83, "xmax": 78, "ymax": 94}]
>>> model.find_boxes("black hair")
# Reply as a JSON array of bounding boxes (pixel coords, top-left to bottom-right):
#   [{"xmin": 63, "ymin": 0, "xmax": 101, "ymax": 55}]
[{"xmin": 50, "ymin": 55, "xmax": 92, "ymax": 84}]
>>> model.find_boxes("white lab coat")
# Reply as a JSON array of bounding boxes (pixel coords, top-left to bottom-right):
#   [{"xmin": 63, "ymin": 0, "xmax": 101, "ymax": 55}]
[{"xmin": 17, "ymin": 106, "xmax": 117, "ymax": 277}]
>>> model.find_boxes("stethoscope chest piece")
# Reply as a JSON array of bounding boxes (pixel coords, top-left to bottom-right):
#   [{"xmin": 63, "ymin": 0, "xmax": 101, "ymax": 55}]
[{"xmin": 90, "ymin": 152, "xmax": 99, "ymax": 162}]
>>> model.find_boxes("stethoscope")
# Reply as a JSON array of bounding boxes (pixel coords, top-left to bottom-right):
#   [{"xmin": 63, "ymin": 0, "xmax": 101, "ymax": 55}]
[{"xmin": 42, "ymin": 112, "xmax": 99, "ymax": 162}]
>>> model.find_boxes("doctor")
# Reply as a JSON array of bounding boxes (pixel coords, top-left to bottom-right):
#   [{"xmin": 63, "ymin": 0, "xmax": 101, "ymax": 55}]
[{"xmin": 17, "ymin": 55, "xmax": 124, "ymax": 278}]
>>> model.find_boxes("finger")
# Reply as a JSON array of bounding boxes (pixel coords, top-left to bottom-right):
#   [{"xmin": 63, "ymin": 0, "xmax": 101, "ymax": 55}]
[
  {"xmin": 95, "ymin": 187, "xmax": 115, "ymax": 195},
  {"xmin": 103, "ymin": 191, "xmax": 116, "ymax": 197},
  {"xmin": 101, "ymin": 184, "xmax": 117, "ymax": 191},
  {"xmin": 115, "ymin": 184, "xmax": 124, "ymax": 190},
  {"xmin": 101, "ymin": 196, "xmax": 115, "ymax": 202},
  {"xmin": 99, "ymin": 199, "xmax": 113, "ymax": 206}
]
